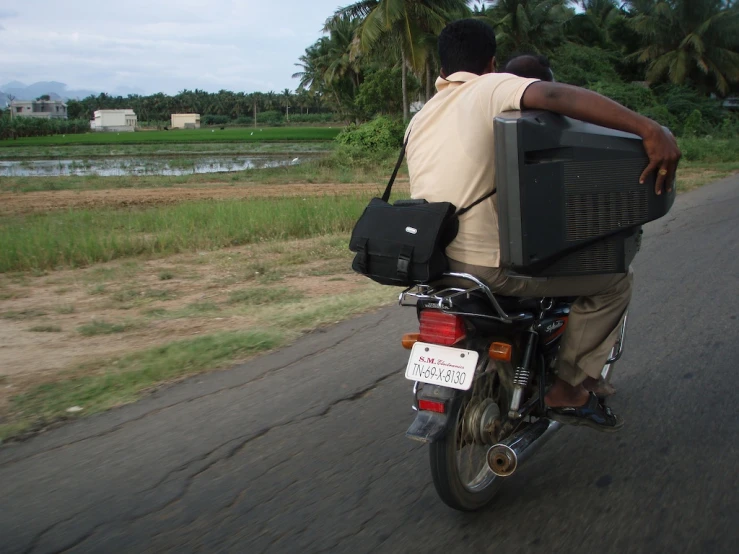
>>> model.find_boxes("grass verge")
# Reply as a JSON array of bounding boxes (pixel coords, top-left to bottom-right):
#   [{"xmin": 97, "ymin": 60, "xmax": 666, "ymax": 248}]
[
  {"xmin": 0, "ymin": 282, "xmax": 395, "ymax": 442},
  {"xmin": 2, "ymin": 330, "xmax": 286, "ymax": 440},
  {"xmin": 677, "ymin": 161, "xmax": 739, "ymax": 193}
]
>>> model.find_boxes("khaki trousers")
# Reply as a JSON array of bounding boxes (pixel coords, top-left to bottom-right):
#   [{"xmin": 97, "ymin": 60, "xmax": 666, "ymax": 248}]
[{"xmin": 448, "ymin": 260, "xmax": 633, "ymax": 386}]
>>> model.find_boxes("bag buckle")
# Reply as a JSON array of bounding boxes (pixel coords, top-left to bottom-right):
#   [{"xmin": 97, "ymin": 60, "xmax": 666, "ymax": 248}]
[{"xmin": 397, "ymin": 244, "xmax": 414, "ymax": 279}]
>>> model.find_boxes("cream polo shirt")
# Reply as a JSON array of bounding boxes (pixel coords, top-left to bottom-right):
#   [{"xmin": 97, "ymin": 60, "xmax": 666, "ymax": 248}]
[{"xmin": 406, "ymin": 71, "xmax": 538, "ymax": 268}]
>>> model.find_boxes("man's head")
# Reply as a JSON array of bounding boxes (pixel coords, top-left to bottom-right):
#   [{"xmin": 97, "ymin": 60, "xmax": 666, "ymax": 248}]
[
  {"xmin": 438, "ymin": 19, "xmax": 497, "ymax": 77},
  {"xmin": 501, "ymin": 54, "xmax": 554, "ymax": 82}
]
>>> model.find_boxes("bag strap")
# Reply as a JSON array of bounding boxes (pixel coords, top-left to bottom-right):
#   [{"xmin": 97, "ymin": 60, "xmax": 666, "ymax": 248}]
[
  {"xmin": 457, "ymin": 187, "xmax": 496, "ymax": 216},
  {"xmin": 382, "ymin": 132, "xmax": 411, "ymax": 202},
  {"xmin": 382, "ymin": 127, "xmax": 495, "ymax": 212}
]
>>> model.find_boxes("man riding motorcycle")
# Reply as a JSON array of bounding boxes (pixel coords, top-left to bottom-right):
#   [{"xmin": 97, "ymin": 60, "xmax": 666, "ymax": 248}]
[{"xmin": 405, "ymin": 19, "xmax": 681, "ymax": 431}]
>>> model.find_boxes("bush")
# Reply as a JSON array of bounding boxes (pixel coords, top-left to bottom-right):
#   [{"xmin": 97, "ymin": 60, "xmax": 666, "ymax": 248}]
[
  {"xmin": 288, "ymin": 113, "xmax": 338, "ymax": 124},
  {"xmin": 653, "ymin": 85, "xmax": 725, "ymax": 131},
  {"xmin": 256, "ymin": 110, "xmax": 284, "ymax": 126},
  {"xmin": 589, "ymin": 81, "xmax": 657, "ymax": 113},
  {"xmin": 677, "ymin": 137, "xmax": 739, "ymax": 163},
  {"xmin": 0, "ymin": 117, "xmax": 91, "ymax": 139},
  {"xmin": 202, "ymin": 114, "xmax": 229, "ymax": 126},
  {"xmin": 335, "ymin": 115, "xmax": 405, "ymax": 152}
]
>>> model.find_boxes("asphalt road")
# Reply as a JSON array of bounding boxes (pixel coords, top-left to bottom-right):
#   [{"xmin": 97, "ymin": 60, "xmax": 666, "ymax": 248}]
[{"xmin": 1, "ymin": 176, "xmax": 737, "ymax": 554}]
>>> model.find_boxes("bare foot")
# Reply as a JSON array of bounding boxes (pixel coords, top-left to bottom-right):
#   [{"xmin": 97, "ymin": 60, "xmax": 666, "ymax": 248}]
[{"xmin": 583, "ymin": 377, "xmax": 617, "ymax": 398}]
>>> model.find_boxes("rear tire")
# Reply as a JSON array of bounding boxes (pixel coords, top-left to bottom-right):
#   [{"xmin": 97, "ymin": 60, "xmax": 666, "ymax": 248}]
[{"xmin": 429, "ymin": 393, "xmax": 502, "ymax": 511}]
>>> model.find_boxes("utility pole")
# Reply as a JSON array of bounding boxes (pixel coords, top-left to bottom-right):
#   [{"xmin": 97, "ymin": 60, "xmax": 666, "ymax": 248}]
[{"xmin": 7, "ymin": 94, "xmax": 16, "ymax": 120}]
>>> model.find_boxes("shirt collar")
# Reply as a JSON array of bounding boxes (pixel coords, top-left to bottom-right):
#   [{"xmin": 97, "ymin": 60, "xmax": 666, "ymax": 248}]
[{"xmin": 435, "ymin": 71, "xmax": 481, "ymax": 92}]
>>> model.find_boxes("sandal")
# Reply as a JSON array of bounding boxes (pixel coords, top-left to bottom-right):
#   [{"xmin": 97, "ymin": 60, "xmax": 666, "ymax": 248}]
[{"xmin": 547, "ymin": 392, "xmax": 624, "ymax": 433}]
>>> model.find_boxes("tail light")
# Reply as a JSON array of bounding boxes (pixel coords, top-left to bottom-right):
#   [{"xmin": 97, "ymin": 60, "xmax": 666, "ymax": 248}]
[
  {"xmin": 419, "ymin": 310, "xmax": 466, "ymax": 346},
  {"xmin": 418, "ymin": 399, "xmax": 446, "ymax": 413}
]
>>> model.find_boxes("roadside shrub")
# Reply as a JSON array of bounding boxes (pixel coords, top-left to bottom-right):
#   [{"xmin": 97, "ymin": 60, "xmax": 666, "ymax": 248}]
[
  {"xmin": 589, "ymin": 81, "xmax": 657, "ymax": 113},
  {"xmin": 653, "ymin": 85, "xmax": 725, "ymax": 131},
  {"xmin": 335, "ymin": 115, "xmax": 405, "ymax": 151},
  {"xmin": 677, "ymin": 137, "xmax": 739, "ymax": 163}
]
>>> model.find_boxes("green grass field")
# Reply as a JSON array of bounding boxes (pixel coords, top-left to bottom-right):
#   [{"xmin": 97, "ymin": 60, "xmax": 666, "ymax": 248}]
[
  {"xmin": 0, "ymin": 127, "xmax": 342, "ymax": 147},
  {"xmin": 0, "ymin": 195, "xmax": 371, "ymax": 272}
]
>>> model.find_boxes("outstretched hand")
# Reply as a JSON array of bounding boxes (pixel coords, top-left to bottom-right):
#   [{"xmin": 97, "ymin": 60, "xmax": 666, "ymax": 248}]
[{"xmin": 639, "ymin": 123, "xmax": 681, "ymax": 195}]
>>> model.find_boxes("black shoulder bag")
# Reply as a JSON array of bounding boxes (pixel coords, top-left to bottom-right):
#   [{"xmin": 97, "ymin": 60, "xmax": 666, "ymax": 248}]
[{"xmin": 349, "ymin": 136, "xmax": 495, "ymax": 286}]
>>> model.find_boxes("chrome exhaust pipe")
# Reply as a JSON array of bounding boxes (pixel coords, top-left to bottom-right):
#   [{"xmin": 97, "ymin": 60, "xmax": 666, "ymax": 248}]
[{"xmin": 486, "ymin": 418, "xmax": 561, "ymax": 477}]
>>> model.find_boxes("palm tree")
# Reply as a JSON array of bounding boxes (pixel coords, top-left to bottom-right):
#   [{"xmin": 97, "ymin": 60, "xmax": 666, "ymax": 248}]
[
  {"xmin": 281, "ymin": 88, "xmax": 293, "ymax": 121},
  {"xmin": 565, "ymin": 0, "xmax": 626, "ymax": 48},
  {"xmin": 628, "ymin": 0, "xmax": 739, "ymax": 96},
  {"xmin": 485, "ymin": 0, "xmax": 574, "ymax": 60},
  {"xmin": 293, "ymin": 41, "xmax": 330, "ymax": 92},
  {"xmin": 335, "ymin": 0, "xmax": 469, "ymax": 121}
]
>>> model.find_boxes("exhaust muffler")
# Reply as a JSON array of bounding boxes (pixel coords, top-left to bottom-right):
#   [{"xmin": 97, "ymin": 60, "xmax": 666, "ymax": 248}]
[{"xmin": 486, "ymin": 418, "xmax": 561, "ymax": 477}]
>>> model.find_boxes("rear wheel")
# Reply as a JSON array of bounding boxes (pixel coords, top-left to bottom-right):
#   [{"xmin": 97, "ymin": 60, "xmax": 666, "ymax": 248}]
[{"xmin": 428, "ymin": 371, "xmax": 503, "ymax": 511}]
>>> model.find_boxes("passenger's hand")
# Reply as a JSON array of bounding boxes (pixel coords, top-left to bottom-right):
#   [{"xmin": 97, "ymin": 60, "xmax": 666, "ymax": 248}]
[{"xmin": 639, "ymin": 123, "xmax": 681, "ymax": 195}]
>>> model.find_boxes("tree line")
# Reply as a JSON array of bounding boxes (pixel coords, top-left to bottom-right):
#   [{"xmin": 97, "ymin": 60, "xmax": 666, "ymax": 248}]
[
  {"xmin": 297, "ymin": 0, "xmax": 739, "ymax": 127},
  {"xmin": 2, "ymin": 1, "xmax": 737, "ymax": 140}
]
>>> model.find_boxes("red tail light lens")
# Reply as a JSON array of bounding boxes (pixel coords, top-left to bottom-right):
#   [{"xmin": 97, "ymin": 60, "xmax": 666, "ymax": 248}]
[
  {"xmin": 419, "ymin": 310, "xmax": 466, "ymax": 346},
  {"xmin": 418, "ymin": 399, "xmax": 446, "ymax": 413}
]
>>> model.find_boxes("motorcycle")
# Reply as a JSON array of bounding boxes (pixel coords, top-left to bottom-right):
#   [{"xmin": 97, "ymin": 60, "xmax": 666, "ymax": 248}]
[{"xmin": 399, "ymin": 272, "xmax": 627, "ymax": 511}]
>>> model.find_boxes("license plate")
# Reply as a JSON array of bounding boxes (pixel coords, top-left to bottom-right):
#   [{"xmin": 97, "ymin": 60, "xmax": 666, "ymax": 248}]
[{"xmin": 405, "ymin": 342, "xmax": 479, "ymax": 391}]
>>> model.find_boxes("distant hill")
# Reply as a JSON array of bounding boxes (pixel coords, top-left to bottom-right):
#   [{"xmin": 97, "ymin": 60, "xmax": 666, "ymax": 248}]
[{"xmin": 1, "ymin": 81, "xmax": 145, "ymax": 105}]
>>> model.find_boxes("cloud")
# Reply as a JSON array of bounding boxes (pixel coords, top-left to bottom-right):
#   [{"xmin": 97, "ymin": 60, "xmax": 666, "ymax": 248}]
[
  {"xmin": 0, "ymin": 0, "xmax": 341, "ymax": 95},
  {"xmin": 0, "ymin": 9, "xmax": 19, "ymax": 19}
]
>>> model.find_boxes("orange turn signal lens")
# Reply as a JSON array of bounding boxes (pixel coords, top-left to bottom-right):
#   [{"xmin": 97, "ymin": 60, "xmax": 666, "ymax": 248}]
[
  {"xmin": 489, "ymin": 342, "xmax": 512, "ymax": 362},
  {"xmin": 401, "ymin": 333, "xmax": 420, "ymax": 350}
]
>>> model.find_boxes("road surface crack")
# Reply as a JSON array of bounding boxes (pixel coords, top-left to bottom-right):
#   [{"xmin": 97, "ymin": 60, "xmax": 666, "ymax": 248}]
[
  {"xmin": 41, "ymin": 366, "xmax": 401, "ymax": 553},
  {"xmin": 0, "ymin": 311, "xmax": 393, "ymax": 469}
]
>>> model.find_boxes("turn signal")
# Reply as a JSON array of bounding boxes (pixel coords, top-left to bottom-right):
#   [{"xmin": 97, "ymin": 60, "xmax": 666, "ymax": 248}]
[
  {"xmin": 401, "ymin": 333, "xmax": 420, "ymax": 350},
  {"xmin": 489, "ymin": 342, "xmax": 512, "ymax": 362}
]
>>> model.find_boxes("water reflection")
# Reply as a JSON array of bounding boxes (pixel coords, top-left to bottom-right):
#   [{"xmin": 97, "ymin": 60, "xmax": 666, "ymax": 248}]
[{"xmin": 0, "ymin": 155, "xmax": 311, "ymax": 178}]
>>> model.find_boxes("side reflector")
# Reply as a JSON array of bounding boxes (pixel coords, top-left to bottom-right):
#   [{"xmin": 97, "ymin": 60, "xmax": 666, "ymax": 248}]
[
  {"xmin": 489, "ymin": 342, "xmax": 512, "ymax": 362},
  {"xmin": 418, "ymin": 399, "xmax": 446, "ymax": 413},
  {"xmin": 401, "ymin": 333, "xmax": 420, "ymax": 350},
  {"xmin": 419, "ymin": 310, "xmax": 466, "ymax": 346}
]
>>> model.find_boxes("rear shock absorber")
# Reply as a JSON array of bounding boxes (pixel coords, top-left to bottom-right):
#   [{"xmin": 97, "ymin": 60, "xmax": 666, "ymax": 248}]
[{"xmin": 508, "ymin": 329, "xmax": 538, "ymax": 418}]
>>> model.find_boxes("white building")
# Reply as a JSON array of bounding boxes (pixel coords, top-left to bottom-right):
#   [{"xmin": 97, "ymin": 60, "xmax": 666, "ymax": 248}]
[
  {"xmin": 10, "ymin": 99, "xmax": 68, "ymax": 119},
  {"xmin": 90, "ymin": 109, "xmax": 137, "ymax": 132},
  {"xmin": 171, "ymin": 113, "xmax": 200, "ymax": 129}
]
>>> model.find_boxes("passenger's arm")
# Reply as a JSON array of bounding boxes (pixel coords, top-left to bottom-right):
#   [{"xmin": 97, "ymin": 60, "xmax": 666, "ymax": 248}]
[{"xmin": 521, "ymin": 82, "xmax": 681, "ymax": 194}]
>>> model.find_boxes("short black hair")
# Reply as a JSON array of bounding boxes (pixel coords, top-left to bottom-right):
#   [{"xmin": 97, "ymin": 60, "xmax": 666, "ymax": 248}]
[
  {"xmin": 438, "ymin": 19, "xmax": 497, "ymax": 76},
  {"xmin": 502, "ymin": 54, "xmax": 554, "ymax": 81}
]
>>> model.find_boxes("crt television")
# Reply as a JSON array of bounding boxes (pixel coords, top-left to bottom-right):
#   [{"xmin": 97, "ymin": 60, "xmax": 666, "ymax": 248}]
[{"xmin": 494, "ymin": 111, "xmax": 675, "ymax": 277}]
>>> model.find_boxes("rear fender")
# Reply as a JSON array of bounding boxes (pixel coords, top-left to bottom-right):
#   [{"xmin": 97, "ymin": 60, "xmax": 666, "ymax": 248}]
[{"xmin": 405, "ymin": 385, "xmax": 462, "ymax": 443}]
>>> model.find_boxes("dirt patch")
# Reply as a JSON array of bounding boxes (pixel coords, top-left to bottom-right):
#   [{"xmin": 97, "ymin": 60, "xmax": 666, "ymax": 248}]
[
  {"xmin": 0, "ymin": 182, "xmax": 409, "ymax": 215},
  {"xmin": 0, "ymin": 235, "xmax": 389, "ymax": 417}
]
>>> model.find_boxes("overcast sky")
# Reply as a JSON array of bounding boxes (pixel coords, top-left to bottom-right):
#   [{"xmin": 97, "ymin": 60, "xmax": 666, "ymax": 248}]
[{"xmin": 0, "ymin": 1, "xmax": 348, "ymax": 95}]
